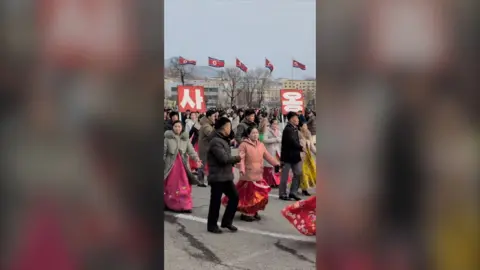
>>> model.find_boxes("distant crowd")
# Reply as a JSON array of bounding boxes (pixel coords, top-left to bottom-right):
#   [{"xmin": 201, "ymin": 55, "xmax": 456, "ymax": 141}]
[{"xmin": 164, "ymin": 106, "xmax": 316, "ymax": 139}]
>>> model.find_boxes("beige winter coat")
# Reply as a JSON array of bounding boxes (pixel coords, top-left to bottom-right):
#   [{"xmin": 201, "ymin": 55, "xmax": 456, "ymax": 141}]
[{"xmin": 163, "ymin": 130, "xmax": 198, "ymax": 180}]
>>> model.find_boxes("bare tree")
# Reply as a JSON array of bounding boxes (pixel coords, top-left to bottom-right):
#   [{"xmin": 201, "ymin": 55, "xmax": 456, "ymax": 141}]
[
  {"xmin": 243, "ymin": 70, "xmax": 258, "ymax": 105},
  {"xmin": 243, "ymin": 68, "xmax": 272, "ymax": 107},
  {"xmin": 166, "ymin": 57, "xmax": 195, "ymax": 85},
  {"xmin": 220, "ymin": 67, "xmax": 244, "ymax": 108},
  {"xmin": 255, "ymin": 70, "xmax": 272, "ymax": 108}
]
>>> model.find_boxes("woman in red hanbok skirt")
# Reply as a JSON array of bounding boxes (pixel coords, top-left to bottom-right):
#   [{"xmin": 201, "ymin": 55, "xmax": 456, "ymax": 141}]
[
  {"xmin": 164, "ymin": 121, "xmax": 202, "ymax": 213},
  {"xmin": 281, "ymin": 196, "xmax": 316, "ymax": 236},
  {"xmin": 222, "ymin": 126, "xmax": 280, "ymax": 222}
]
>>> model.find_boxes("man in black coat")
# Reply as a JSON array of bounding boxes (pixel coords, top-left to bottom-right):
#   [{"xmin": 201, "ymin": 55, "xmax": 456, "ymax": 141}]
[
  {"xmin": 279, "ymin": 111, "xmax": 303, "ymax": 201},
  {"xmin": 206, "ymin": 117, "xmax": 244, "ymax": 234}
]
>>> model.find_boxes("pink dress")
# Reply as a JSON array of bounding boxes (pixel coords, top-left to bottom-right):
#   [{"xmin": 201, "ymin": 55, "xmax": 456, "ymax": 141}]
[{"xmin": 164, "ymin": 154, "xmax": 193, "ymax": 211}]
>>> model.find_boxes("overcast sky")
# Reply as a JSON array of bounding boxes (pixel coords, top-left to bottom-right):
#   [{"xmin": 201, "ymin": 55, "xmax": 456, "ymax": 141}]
[{"xmin": 165, "ymin": 0, "xmax": 316, "ymax": 79}]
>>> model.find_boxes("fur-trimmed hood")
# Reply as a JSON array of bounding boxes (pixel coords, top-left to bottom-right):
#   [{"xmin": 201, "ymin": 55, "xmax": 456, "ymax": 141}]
[{"xmin": 164, "ymin": 130, "xmax": 189, "ymax": 140}]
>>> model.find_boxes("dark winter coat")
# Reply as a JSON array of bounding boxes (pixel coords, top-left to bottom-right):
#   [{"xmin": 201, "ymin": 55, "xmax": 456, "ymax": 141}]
[
  {"xmin": 207, "ymin": 131, "xmax": 241, "ymax": 183},
  {"xmin": 280, "ymin": 122, "xmax": 303, "ymax": 164}
]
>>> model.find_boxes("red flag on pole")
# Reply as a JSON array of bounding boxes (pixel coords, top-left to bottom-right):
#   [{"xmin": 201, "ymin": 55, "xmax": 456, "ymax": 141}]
[
  {"xmin": 208, "ymin": 57, "xmax": 225, "ymax": 67},
  {"xmin": 265, "ymin": 58, "xmax": 274, "ymax": 72},
  {"xmin": 292, "ymin": 60, "xmax": 306, "ymax": 70},
  {"xmin": 236, "ymin": 58, "xmax": 248, "ymax": 72},
  {"xmin": 178, "ymin": 56, "xmax": 197, "ymax": 65}
]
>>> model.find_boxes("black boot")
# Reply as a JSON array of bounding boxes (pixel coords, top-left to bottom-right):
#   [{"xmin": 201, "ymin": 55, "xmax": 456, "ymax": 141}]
[
  {"xmin": 301, "ymin": 190, "xmax": 311, "ymax": 196},
  {"xmin": 207, "ymin": 226, "xmax": 222, "ymax": 234},
  {"xmin": 240, "ymin": 214, "xmax": 255, "ymax": 222},
  {"xmin": 289, "ymin": 193, "xmax": 302, "ymax": 201},
  {"xmin": 220, "ymin": 224, "xmax": 238, "ymax": 232}
]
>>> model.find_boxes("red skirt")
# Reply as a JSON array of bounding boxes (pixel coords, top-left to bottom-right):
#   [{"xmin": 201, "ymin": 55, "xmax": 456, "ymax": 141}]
[
  {"xmin": 222, "ymin": 180, "xmax": 271, "ymax": 216},
  {"xmin": 188, "ymin": 142, "xmax": 199, "ymax": 170},
  {"xmin": 281, "ymin": 196, "xmax": 316, "ymax": 236},
  {"xmin": 164, "ymin": 154, "xmax": 193, "ymax": 211},
  {"xmin": 263, "ymin": 167, "xmax": 292, "ymax": 186},
  {"xmin": 263, "ymin": 167, "xmax": 279, "ymax": 186}
]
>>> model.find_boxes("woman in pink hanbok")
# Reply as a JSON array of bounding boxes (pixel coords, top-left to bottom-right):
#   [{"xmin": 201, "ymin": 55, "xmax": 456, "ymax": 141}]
[{"xmin": 164, "ymin": 121, "xmax": 202, "ymax": 213}]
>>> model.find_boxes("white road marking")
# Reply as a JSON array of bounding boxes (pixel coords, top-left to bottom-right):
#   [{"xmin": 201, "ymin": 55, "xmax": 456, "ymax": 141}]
[{"xmin": 165, "ymin": 212, "xmax": 316, "ymax": 243}]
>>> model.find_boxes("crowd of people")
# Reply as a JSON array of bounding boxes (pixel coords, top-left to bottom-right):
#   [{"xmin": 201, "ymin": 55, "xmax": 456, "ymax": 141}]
[{"xmin": 163, "ymin": 107, "xmax": 317, "ymax": 236}]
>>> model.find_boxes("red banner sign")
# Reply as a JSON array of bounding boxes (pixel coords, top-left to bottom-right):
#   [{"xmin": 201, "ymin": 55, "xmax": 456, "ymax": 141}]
[
  {"xmin": 177, "ymin": 86, "xmax": 206, "ymax": 113},
  {"xmin": 280, "ymin": 89, "xmax": 304, "ymax": 115}
]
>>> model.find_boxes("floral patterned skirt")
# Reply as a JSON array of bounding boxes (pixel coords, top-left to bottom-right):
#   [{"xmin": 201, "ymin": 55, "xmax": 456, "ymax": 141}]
[{"xmin": 281, "ymin": 196, "xmax": 316, "ymax": 236}]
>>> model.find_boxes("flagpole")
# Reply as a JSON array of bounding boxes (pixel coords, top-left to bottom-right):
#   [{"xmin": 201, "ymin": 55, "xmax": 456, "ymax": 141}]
[{"xmin": 291, "ymin": 58, "xmax": 294, "ymax": 80}]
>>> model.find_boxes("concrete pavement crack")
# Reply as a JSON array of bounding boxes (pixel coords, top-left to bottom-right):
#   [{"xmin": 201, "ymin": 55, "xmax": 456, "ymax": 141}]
[
  {"xmin": 165, "ymin": 214, "xmax": 222, "ymax": 264},
  {"xmin": 217, "ymin": 264, "xmax": 252, "ymax": 270},
  {"xmin": 274, "ymin": 240, "xmax": 315, "ymax": 264}
]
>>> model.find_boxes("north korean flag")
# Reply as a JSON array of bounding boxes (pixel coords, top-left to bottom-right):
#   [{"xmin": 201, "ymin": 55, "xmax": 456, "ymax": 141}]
[
  {"xmin": 265, "ymin": 58, "xmax": 274, "ymax": 72},
  {"xmin": 178, "ymin": 56, "xmax": 196, "ymax": 65},
  {"xmin": 236, "ymin": 58, "xmax": 248, "ymax": 72},
  {"xmin": 292, "ymin": 60, "xmax": 306, "ymax": 70},
  {"xmin": 208, "ymin": 57, "xmax": 225, "ymax": 68}
]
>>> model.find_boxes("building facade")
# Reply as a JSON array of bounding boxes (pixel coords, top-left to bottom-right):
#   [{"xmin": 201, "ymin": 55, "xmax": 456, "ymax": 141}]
[{"xmin": 282, "ymin": 79, "xmax": 316, "ymax": 93}]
